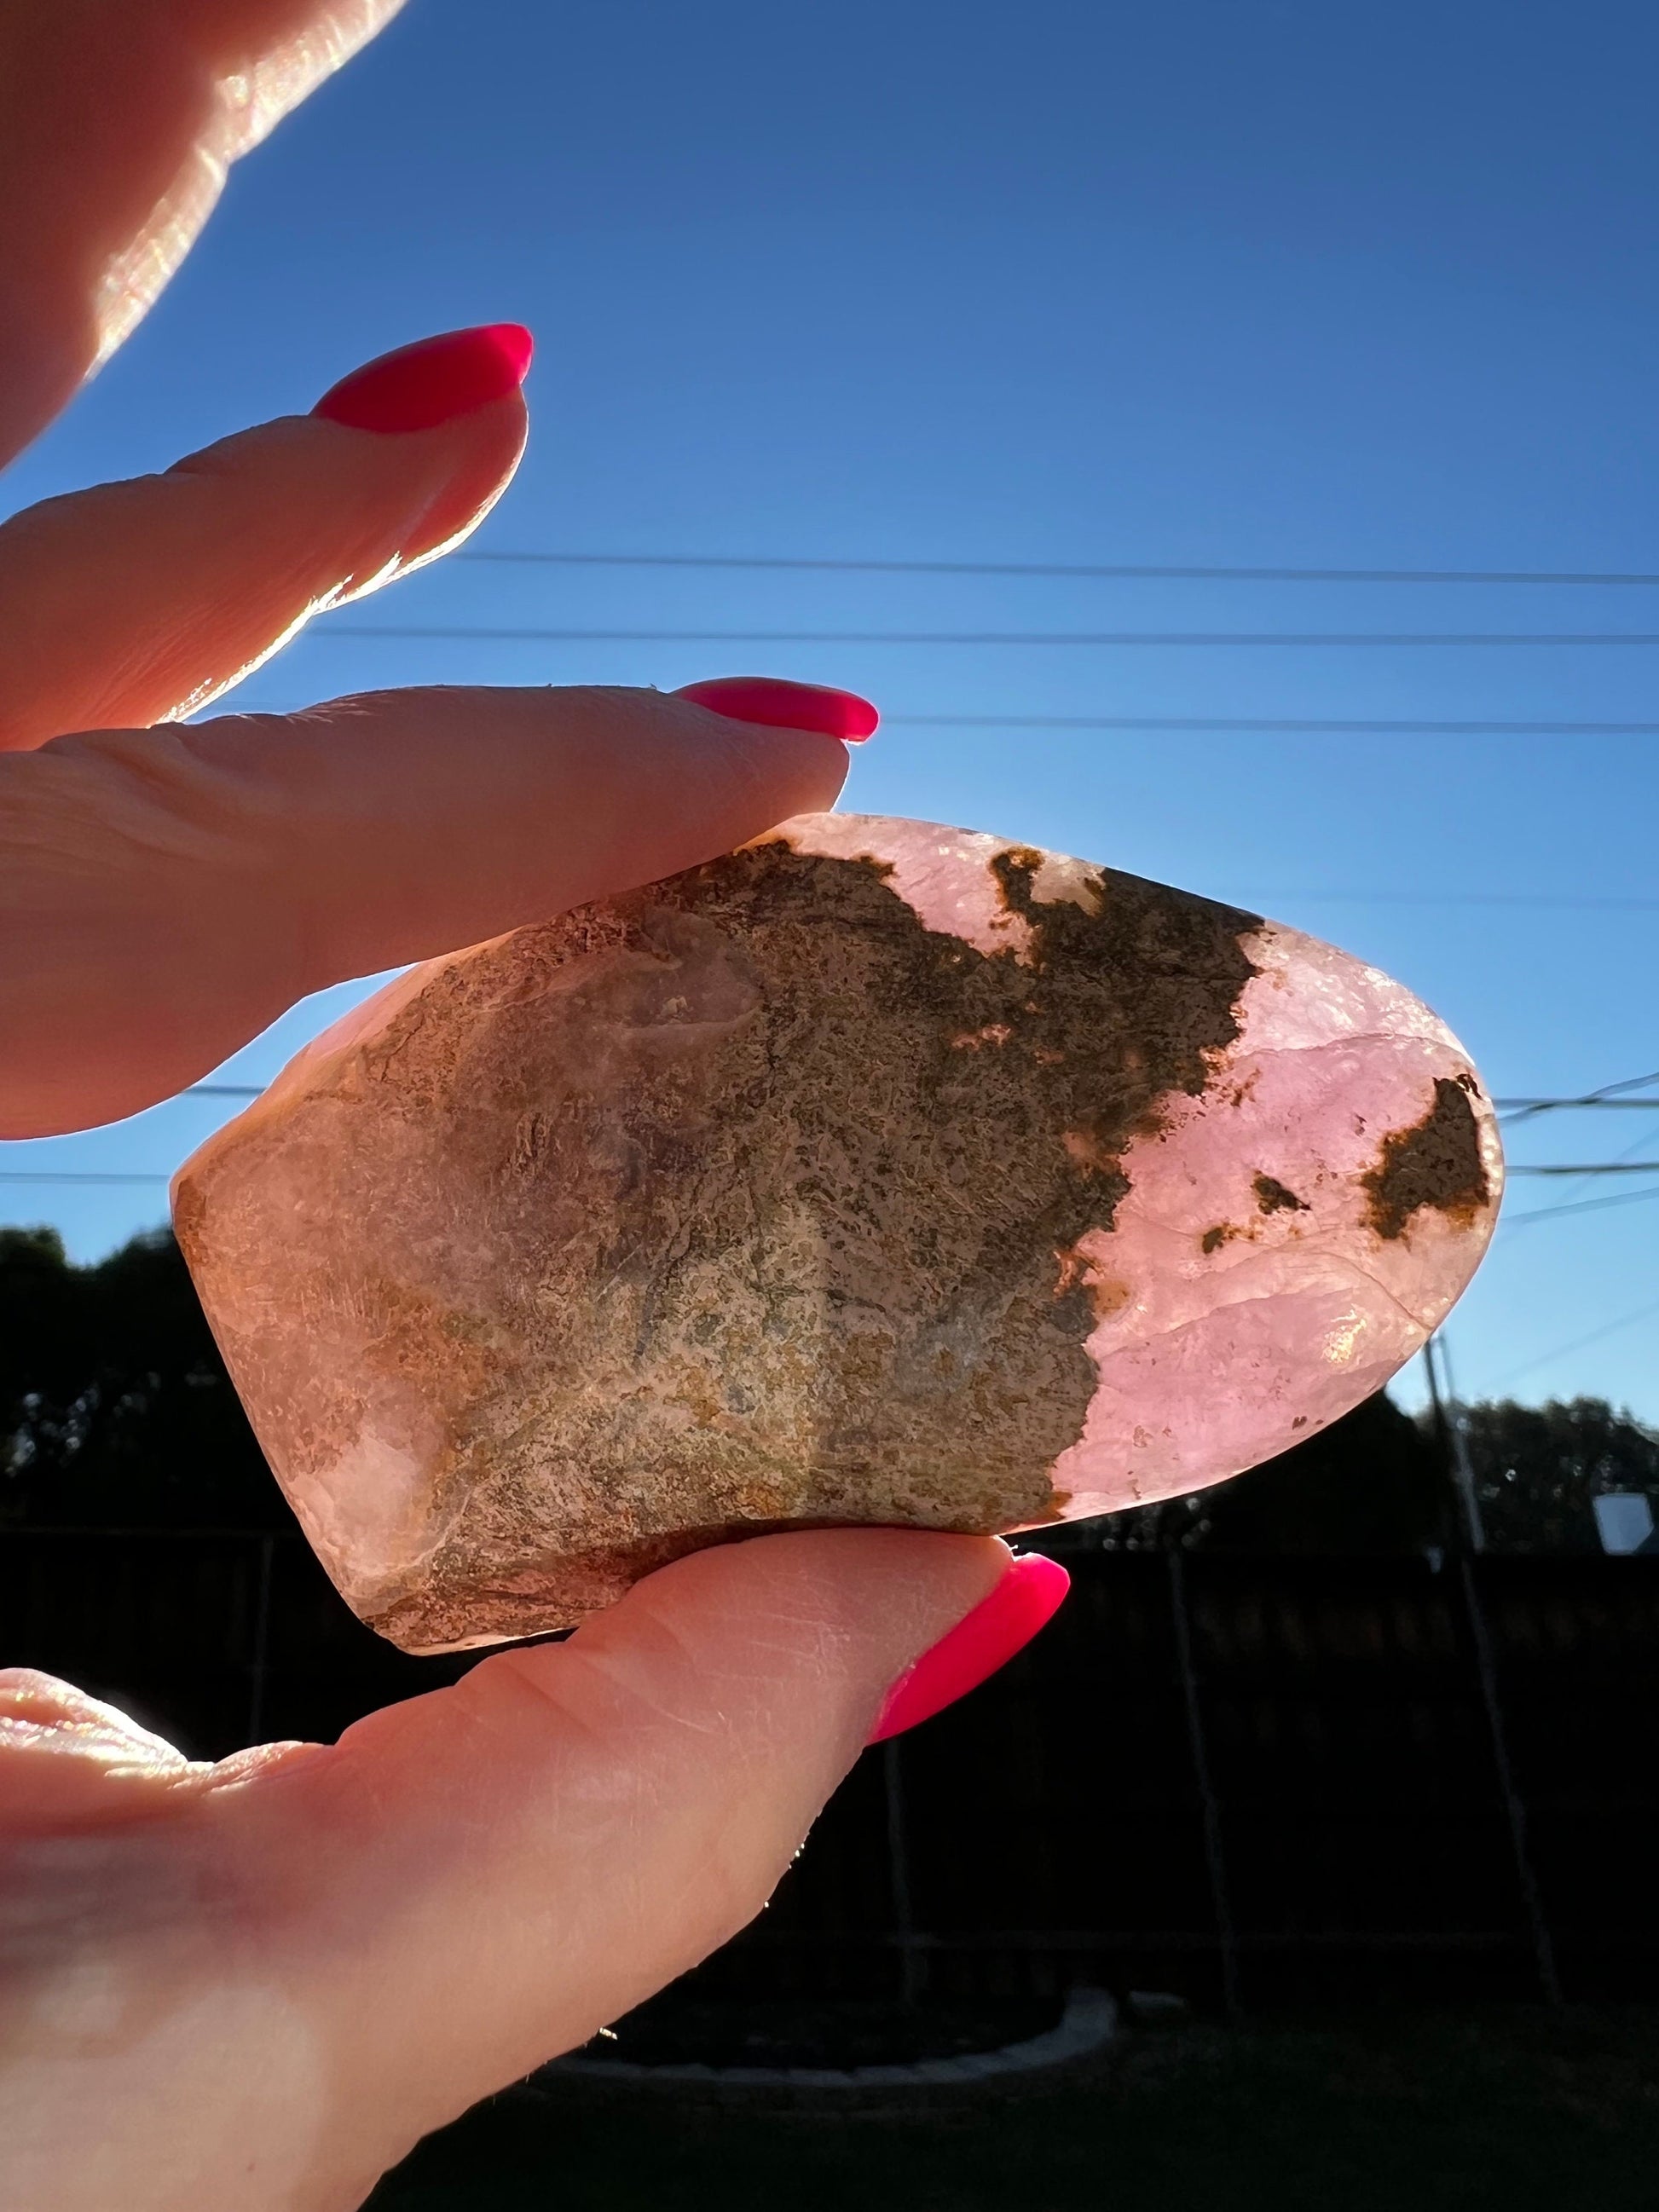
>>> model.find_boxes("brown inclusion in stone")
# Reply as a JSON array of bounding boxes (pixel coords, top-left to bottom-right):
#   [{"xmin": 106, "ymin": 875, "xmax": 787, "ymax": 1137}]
[
  {"xmin": 176, "ymin": 827, "xmax": 1261, "ymax": 1649},
  {"xmin": 1362, "ymin": 1076, "xmax": 1492, "ymax": 1241}
]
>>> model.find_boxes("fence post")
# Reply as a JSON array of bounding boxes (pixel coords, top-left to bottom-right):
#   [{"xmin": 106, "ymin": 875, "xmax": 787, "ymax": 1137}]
[
  {"xmin": 1458, "ymin": 1557, "xmax": 1563, "ymax": 2005},
  {"xmin": 1425, "ymin": 1338, "xmax": 1562, "ymax": 2003},
  {"xmin": 246, "ymin": 1532, "xmax": 275, "ymax": 1746},
  {"xmin": 882, "ymin": 1738, "xmax": 925, "ymax": 2007},
  {"xmin": 1424, "ymin": 1333, "xmax": 1487, "ymax": 1553},
  {"xmin": 1169, "ymin": 1550, "xmax": 1241, "ymax": 2019}
]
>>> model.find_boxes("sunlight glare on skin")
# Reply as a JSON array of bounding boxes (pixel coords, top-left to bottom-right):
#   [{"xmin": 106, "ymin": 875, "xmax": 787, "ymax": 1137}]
[{"xmin": 2, "ymin": 1978, "xmax": 331, "ymax": 2212}]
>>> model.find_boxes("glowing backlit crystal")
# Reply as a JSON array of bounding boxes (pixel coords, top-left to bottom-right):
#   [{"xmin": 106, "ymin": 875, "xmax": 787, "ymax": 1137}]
[{"xmin": 174, "ymin": 815, "xmax": 1501, "ymax": 1651}]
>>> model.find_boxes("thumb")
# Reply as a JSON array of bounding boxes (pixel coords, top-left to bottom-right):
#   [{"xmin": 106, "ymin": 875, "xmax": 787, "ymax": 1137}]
[{"xmin": 227, "ymin": 1532, "xmax": 1015, "ymax": 2192}]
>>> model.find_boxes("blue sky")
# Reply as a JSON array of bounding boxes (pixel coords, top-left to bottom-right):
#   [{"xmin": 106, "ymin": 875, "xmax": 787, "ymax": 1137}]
[{"xmin": 3, "ymin": 0, "xmax": 1657, "ymax": 1422}]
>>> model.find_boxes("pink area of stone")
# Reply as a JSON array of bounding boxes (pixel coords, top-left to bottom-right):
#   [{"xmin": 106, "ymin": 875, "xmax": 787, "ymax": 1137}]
[
  {"xmin": 173, "ymin": 813, "xmax": 1501, "ymax": 1652},
  {"xmin": 1049, "ymin": 930, "xmax": 1499, "ymax": 1516}
]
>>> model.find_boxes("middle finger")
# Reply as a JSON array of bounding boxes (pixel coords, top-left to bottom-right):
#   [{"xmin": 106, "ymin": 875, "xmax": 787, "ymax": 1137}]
[
  {"xmin": 0, "ymin": 679, "xmax": 857, "ymax": 1137},
  {"xmin": 0, "ymin": 325, "xmax": 531, "ymax": 754}
]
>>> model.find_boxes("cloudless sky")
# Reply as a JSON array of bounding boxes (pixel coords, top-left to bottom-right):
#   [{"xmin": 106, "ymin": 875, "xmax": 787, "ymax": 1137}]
[{"xmin": 3, "ymin": 0, "xmax": 1658, "ymax": 1423}]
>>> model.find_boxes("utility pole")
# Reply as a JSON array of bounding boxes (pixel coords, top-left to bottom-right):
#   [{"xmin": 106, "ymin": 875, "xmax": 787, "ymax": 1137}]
[
  {"xmin": 1423, "ymin": 1332, "xmax": 1485, "ymax": 1553},
  {"xmin": 882, "ymin": 1740, "xmax": 924, "ymax": 2008},
  {"xmin": 1168, "ymin": 1551, "xmax": 1241, "ymax": 2019},
  {"xmin": 1423, "ymin": 1334, "xmax": 1561, "ymax": 2003}
]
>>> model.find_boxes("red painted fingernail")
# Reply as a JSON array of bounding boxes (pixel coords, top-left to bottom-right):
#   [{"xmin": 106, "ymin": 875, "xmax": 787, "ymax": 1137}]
[
  {"xmin": 867, "ymin": 1554, "xmax": 1070, "ymax": 1743},
  {"xmin": 312, "ymin": 324, "xmax": 534, "ymax": 434},
  {"xmin": 674, "ymin": 675, "xmax": 879, "ymax": 743}
]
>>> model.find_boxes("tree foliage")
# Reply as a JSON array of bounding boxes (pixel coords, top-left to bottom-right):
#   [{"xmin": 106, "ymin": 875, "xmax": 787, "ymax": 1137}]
[
  {"xmin": 1067, "ymin": 1389, "xmax": 1457, "ymax": 1555},
  {"xmin": 0, "ymin": 1226, "xmax": 290, "ymax": 1530},
  {"xmin": 1053, "ymin": 1392, "xmax": 1659, "ymax": 1557},
  {"xmin": 3, "ymin": 1225, "xmax": 1654, "ymax": 1552},
  {"xmin": 1454, "ymin": 1395, "xmax": 1659, "ymax": 1554}
]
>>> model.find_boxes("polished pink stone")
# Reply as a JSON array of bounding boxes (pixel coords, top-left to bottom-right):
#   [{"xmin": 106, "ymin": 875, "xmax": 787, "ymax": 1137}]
[{"xmin": 173, "ymin": 814, "xmax": 1501, "ymax": 1651}]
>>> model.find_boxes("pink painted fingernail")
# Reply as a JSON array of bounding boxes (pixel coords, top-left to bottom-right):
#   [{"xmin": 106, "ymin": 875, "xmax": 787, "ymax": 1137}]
[
  {"xmin": 674, "ymin": 675, "xmax": 879, "ymax": 742},
  {"xmin": 868, "ymin": 1554, "xmax": 1070, "ymax": 1743},
  {"xmin": 312, "ymin": 324, "xmax": 534, "ymax": 434}
]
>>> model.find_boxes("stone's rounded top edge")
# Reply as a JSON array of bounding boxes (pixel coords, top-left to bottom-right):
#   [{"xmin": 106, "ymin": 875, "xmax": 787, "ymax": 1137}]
[
  {"xmin": 761, "ymin": 814, "xmax": 1269, "ymax": 932},
  {"xmin": 757, "ymin": 812, "xmax": 1049, "ymax": 960},
  {"xmin": 171, "ymin": 958, "xmax": 455, "ymax": 1206},
  {"xmin": 1233, "ymin": 917, "xmax": 1503, "ymax": 1197},
  {"xmin": 760, "ymin": 809, "xmax": 1003, "ymax": 858}
]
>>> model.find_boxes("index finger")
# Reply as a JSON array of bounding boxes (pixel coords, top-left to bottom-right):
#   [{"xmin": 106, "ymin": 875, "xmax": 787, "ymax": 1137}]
[
  {"xmin": 0, "ymin": 681, "xmax": 854, "ymax": 1137},
  {"xmin": 0, "ymin": 0, "xmax": 404, "ymax": 464}
]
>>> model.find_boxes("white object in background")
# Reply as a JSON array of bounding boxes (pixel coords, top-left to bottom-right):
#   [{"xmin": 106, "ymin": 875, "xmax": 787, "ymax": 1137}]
[{"xmin": 1593, "ymin": 1493, "xmax": 1655, "ymax": 1555}]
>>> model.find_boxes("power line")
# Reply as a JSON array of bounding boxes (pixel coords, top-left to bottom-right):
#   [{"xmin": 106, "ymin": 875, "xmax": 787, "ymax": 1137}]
[
  {"xmin": 314, "ymin": 624, "xmax": 1659, "ymax": 649},
  {"xmin": 1229, "ymin": 892, "xmax": 1659, "ymax": 912},
  {"xmin": 1496, "ymin": 1098, "xmax": 1659, "ymax": 1112},
  {"xmin": 76, "ymin": 1083, "xmax": 1659, "ymax": 1119},
  {"xmin": 9, "ymin": 1089, "xmax": 1656, "ymax": 1201},
  {"xmin": 1504, "ymin": 1185, "xmax": 1659, "ymax": 1228},
  {"xmin": 5, "ymin": 1158, "xmax": 1657, "ymax": 1188},
  {"xmin": 1506, "ymin": 1164, "xmax": 1659, "ymax": 1176},
  {"xmin": 124, "ymin": 802, "xmax": 1645, "ymax": 914},
  {"xmin": 456, "ymin": 550, "xmax": 1659, "ymax": 588},
  {"xmin": 884, "ymin": 713, "xmax": 1659, "ymax": 736},
  {"xmin": 1485, "ymin": 1291, "xmax": 1659, "ymax": 1389},
  {"xmin": 0, "ymin": 1172, "xmax": 169, "ymax": 1186},
  {"xmin": 1502, "ymin": 1077, "xmax": 1659, "ymax": 1218},
  {"xmin": 1501, "ymin": 1069, "xmax": 1659, "ymax": 1126},
  {"xmin": 228, "ymin": 704, "xmax": 1659, "ymax": 738},
  {"xmin": 95, "ymin": 746, "xmax": 1650, "ymax": 906}
]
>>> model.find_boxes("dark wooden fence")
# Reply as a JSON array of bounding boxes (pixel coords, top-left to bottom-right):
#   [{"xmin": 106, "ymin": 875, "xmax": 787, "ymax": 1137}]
[{"xmin": 5, "ymin": 1531, "xmax": 1657, "ymax": 2012}]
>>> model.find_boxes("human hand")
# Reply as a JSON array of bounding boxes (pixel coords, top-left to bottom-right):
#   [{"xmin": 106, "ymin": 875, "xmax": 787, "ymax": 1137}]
[{"xmin": 0, "ymin": 8, "xmax": 1066, "ymax": 2206}]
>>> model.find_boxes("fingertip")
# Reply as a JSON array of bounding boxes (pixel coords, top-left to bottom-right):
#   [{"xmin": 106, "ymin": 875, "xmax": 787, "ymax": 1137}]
[
  {"xmin": 867, "ymin": 1550, "xmax": 1069, "ymax": 1742},
  {"xmin": 311, "ymin": 323, "xmax": 535, "ymax": 435},
  {"xmin": 581, "ymin": 1524, "xmax": 1014, "ymax": 1727},
  {"xmin": 674, "ymin": 676, "xmax": 880, "ymax": 743}
]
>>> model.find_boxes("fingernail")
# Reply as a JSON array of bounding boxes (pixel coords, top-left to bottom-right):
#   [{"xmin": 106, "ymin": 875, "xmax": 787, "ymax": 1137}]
[
  {"xmin": 867, "ymin": 1553, "xmax": 1070, "ymax": 1743},
  {"xmin": 312, "ymin": 324, "xmax": 534, "ymax": 434},
  {"xmin": 674, "ymin": 675, "xmax": 879, "ymax": 743}
]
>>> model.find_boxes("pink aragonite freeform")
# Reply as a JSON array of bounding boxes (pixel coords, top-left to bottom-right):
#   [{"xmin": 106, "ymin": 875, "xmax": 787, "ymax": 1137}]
[{"xmin": 173, "ymin": 813, "xmax": 1501, "ymax": 1652}]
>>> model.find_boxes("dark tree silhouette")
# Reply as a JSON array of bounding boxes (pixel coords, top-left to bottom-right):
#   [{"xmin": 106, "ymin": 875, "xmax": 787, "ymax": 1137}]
[
  {"xmin": 1453, "ymin": 1395, "xmax": 1659, "ymax": 1554},
  {"xmin": 0, "ymin": 1226, "xmax": 291, "ymax": 1530},
  {"xmin": 1060, "ymin": 1389, "xmax": 1457, "ymax": 1555},
  {"xmin": 1199, "ymin": 1390, "xmax": 1455, "ymax": 1553},
  {"xmin": 3, "ymin": 1225, "xmax": 1652, "ymax": 1555}
]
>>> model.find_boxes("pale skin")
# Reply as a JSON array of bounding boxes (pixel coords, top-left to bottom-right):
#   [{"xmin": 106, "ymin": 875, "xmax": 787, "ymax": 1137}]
[{"xmin": 0, "ymin": 6, "xmax": 1008, "ymax": 2204}]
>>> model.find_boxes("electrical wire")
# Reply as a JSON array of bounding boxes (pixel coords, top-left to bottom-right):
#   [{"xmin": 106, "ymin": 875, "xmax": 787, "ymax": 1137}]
[
  {"xmin": 1500, "ymin": 1069, "xmax": 1659, "ymax": 1125},
  {"xmin": 1500, "ymin": 1071, "xmax": 1659, "ymax": 1222},
  {"xmin": 1496, "ymin": 1097, "xmax": 1659, "ymax": 1112},
  {"xmin": 885, "ymin": 713, "xmax": 1659, "ymax": 735},
  {"xmin": 0, "ymin": 1172, "xmax": 169, "ymax": 1185},
  {"xmin": 1503, "ymin": 1185, "xmax": 1659, "ymax": 1228},
  {"xmin": 1228, "ymin": 892, "xmax": 1659, "ymax": 911},
  {"xmin": 227, "ymin": 703, "xmax": 1659, "ymax": 737},
  {"xmin": 1484, "ymin": 1291, "xmax": 1659, "ymax": 1389},
  {"xmin": 313, "ymin": 624, "xmax": 1659, "ymax": 649},
  {"xmin": 455, "ymin": 550, "xmax": 1659, "ymax": 587},
  {"xmin": 6, "ymin": 1158, "xmax": 1659, "ymax": 1187},
  {"xmin": 1505, "ymin": 1164, "xmax": 1659, "ymax": 1177}
]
